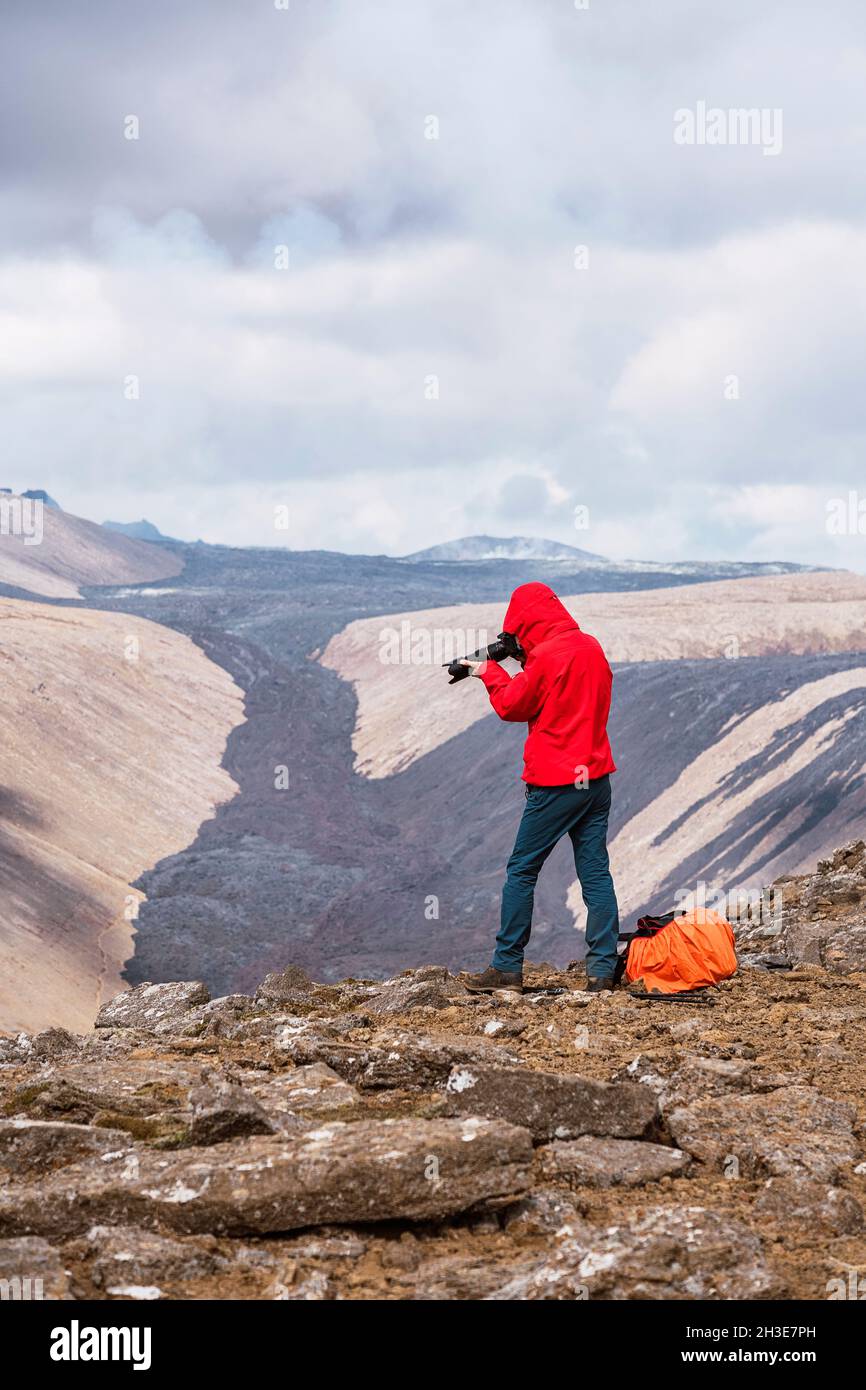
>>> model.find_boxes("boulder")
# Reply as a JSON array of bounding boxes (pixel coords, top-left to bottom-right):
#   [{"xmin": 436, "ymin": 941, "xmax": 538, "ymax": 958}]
[
  {"xmin": 77, "ymin": 1029, "xmax": 154, "ymax": 1061},
  {"xmin": 487, "ymin": 1206, "xmax": 777, "ymax": 1300},
  {"xmin": 279, "ymin": 1031, "xmax": 519, "ymax": 1091},
  {"xmin": 248, "ymin": 1064, "xmax": 360, "ymax": 1125},
  {"xmin": 0, "ymin": 1235, "xmax": 71, "ymax": 1300},
  {"xmin": 0, "ymin": 1033, "xmax": 35, "ymax": 1065},
  {"xmin": 536, "ymin": 1135, "xmax": 689, "ymax": 1187},
  {"xmin": 360, "ymin": 1035, "xmax": 522, "ymax": 1091},
  {"xmin": 618, "ymin": 1052, "xmax": 809, "ymax": 1113},
  {"xmin": 81, "ymin": 1225, "xmax": 225, "ymax": 1289},
  {"xmin": 187, "ymin": 1074, "xmax": 275, "ymax": 1145},
  {"xmin": 661, "ymin": 1055, "xmax": 757, "ymax": 1105},
  {"xmin": 443, "ymin": 1064, "xmax": 657, "ymax": 1142},
  {"xmin": 667, "ymin": 1086, "xmax": 859, "ymax": 1181},
  {"xmin": 735, "ymin": 840, "xmax": 866, "ymax": 973},
  {"xmin": 367, "ymin": 967, "xmax": 468, "ymax": 1017},
  {"xmin": 501, "ymin": 1188, "xmax": 588, "ymax": 1237},
  {"xmin": 28, "ymin": 1028, "xmax": 83, "ymax": 1062},
  {"xmin": 0, "ymin": 1119, "xmax": 131, "ymax": 1177},
  {"xmin": 11, "ymin": 1058, "xmax": 205, "ymax": 1126},
  {"xmin": 317, "ymin": 1013, "xmax": 372, "ymax": 1036},
  {"xmin": 95, "ymin": 982, "xmax": 210, "ymax": 1034},
  {"xmin": 823, "ymin": 925, "xmax": 866, "ymax": 974},
  {"xmin": 753, "ymin": 1177, "xmax": 865, "ymax": 1237},
  {"xmin": 171, "ymin": 995, "xmax": 258, "ymax": 1039},
  {"xmin": 227, "ymin": 1014, "xmax": 314, "ymax": 1044},
  {"xmin": 0, "ymin": 1117, "xmax": 533, "ymax": 1238},
  {"xmin": 255, "ymin": 966, "xmax": 314, "ymax": 1006}
]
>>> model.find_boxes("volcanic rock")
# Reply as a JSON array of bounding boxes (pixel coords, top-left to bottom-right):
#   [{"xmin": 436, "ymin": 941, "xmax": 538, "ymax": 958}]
[
  {"xmin": 536, "ymin": 1135, "xmax": 689, "ymax": 1187},
  {"xmin": 443, "ymin": 1063, "xmax": 657, "ymax": 1141},
  {"xmin": 0, "ymin": 1118, "xmax": 533, "ymax": 1238},
  {"xmin": 486, "ymin": 1206, "xmax": 778, "ymax": 1300},
  {"xmin": 80, "ymin": 1225, "xmax": 225, "ymax": 1290},
  {"xmin": 501, "ymin": 1188, "xmax": 589, "ymax": 1237},
  {"xmin": 187, "ymin": 1074, "xmax": 275, "ymax": 1145},
  {"xmin": 753, "ymin": 1177, "xmax": 864, "ymax": 1237},
  {"xmin": 248, "ymin": 1064, "xmax": 360, "ymax": 1125},
  {"xmin": 0, "ymin": 1119, "xmax": 132, "ymax": 1177},
  {"xmin": 279, "ymin": 1031, "xmax": 519, "ymax": 1090},
  {"xmin": 10, "ymin": 1059, "xmax": 206, "ymax": 1127},
  {"xmin": 366, "ymin": 967, "xmax": 469, "ymax": 1016},
  {"xmin": 95, "ymin": 982, "xmax": 210, "ymax": 1034},
  {"xmin": 667, "ymin": 1086, "xmax": 859, "ymax": 1181},
  {"xmin": 255, "ymin": 966, "xmax": 314, "ymax": 1006},
  {"xmin": 0, "ymin": 1235, "xmax": 72, "ymax": 1300}
]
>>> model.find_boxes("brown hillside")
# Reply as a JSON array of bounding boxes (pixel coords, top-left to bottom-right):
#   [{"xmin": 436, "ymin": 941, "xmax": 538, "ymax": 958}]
[
  {"xmin": 0, "ymin": 597, "xmax": 243, "ymax": 1033},
  {"xmin": 0, "ymin": 500, "xmax": 183, "ymax": 598},
  {"xmin": 322, "ymin": 571, "xmax": 866, "ymax": 779}
]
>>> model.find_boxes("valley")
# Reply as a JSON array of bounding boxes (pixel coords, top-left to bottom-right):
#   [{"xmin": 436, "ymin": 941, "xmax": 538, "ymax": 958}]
[{"xmin": 1, "ymin": 514, "xmax": 863, "ymax": 1024}]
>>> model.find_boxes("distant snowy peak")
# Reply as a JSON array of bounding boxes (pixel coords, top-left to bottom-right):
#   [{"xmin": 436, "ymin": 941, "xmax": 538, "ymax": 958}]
[
  {"xmin": 403, "ymin": 534, "xmax": 605, "ymax": 564},
  {"xmin": 401, "ymin": 533, "xmax": 818, "ymax": 577}
]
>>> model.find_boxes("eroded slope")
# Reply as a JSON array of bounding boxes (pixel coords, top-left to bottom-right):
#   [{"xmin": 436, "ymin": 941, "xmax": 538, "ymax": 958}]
[
  {"xmin": 322, "ymin": 571, "xmax": 866, "ymax": 778},
  {"xmin": 0, "ymin": 501, "xmax": 183, "ymax": 599},
  {"xmin": 0, "ymin": 597, "xmax": 243, "ymax": 1032}
]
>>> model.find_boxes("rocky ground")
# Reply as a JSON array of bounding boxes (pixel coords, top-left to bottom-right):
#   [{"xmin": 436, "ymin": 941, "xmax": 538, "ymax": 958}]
[
  {"xmin": 737, "ymin": 839, "xmax": 866, "ymax": 975},
  {"xmin": 2, "ymin": 844, "xmax": 865, "ymax": 1302}
]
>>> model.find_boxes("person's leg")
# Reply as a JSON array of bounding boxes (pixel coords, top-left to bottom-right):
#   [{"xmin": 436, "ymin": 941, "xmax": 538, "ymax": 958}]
[
  {"xmin": 568, "ymin": 775, "xmax": 620, "ymax": 980},
  {"xmin": 493, "ymin": 787, "xmax": 576, "ymax": 973}
]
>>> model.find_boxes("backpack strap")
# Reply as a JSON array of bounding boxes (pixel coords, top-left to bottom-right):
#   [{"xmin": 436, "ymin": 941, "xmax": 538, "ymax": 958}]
[{"xmin": 634, "ymin": 911, "xmax": 677, "ymax": 936}]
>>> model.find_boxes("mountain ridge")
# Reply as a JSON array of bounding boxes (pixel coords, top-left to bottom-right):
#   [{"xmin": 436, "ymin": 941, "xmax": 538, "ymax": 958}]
[
  {"xmin": 0, "ymin": 499, "xmax": 184, "ymax": 599},
  {"xmin": 401, "ymin": 532, "xmax": 822, "ymax": 577},
  {"xmin": 403, "ymin": 534, "xmax": 605, "ymax": 563},
  {"xmin": 102, "ymin": 519, "xmax": 178, "ymax": 544}
]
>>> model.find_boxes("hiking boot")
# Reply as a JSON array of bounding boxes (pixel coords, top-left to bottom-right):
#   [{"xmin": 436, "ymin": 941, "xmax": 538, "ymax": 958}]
[
  {"xmin": 463, "ymin": 966, "xmax": 523, "ymax": 994},
  {"xmin": 585, "ymin": 975, "xmax": 616, "ymax": 994}
]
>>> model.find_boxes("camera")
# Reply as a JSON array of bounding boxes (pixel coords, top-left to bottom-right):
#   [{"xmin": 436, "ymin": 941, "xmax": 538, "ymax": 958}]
[{"xmin": 444, "ymin": 631, "xmax": 526, "ymax": 684}]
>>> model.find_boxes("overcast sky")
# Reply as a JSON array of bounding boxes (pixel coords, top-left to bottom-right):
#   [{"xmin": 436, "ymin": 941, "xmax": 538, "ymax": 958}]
[{"xmin": 2, "ymin": 0, "xmax": 865, "ymax": 566}]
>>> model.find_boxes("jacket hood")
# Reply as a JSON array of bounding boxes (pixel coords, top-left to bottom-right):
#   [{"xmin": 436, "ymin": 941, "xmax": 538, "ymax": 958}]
[{"xmin": 502, "ymin": 582, "xmax": 580, "ymax": 655}]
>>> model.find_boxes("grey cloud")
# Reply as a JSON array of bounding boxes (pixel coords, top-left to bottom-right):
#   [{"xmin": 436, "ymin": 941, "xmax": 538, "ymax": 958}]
[
  {"xmin": 1, "ymin": 1, "xmax": 865, "ymax": 562},
  {"xmin": 3, "ymin": 0, "xmax": 865, "ymax": 252}
]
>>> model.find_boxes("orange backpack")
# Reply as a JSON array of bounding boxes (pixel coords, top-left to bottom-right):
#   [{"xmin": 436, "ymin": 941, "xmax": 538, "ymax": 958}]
[{"xmin": 615, "ymin": 908, "xmax": 737, "ymax": 995}]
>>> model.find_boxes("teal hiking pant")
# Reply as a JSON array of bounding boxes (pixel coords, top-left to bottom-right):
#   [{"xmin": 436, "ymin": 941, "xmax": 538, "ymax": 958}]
[{"xmin": 492, "ymin": 775, "xmax": 619, "ymax": 979}]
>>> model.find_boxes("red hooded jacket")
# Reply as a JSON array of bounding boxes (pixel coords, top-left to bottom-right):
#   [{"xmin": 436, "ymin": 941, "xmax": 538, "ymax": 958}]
[{"xmin": 479, "ymin": 582, "xmax": 616, "ymax": 786}]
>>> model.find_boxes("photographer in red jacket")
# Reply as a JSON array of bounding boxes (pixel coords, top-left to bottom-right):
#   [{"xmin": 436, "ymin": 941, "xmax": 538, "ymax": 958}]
[{"xmin": 461, "ymin": 582, "xmax": 620, "ymax": 994}]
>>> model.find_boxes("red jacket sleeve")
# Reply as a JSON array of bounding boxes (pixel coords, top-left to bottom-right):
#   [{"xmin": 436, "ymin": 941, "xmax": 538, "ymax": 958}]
[{"xmin": 479, "ymin": 659, "xmax": 546, "ymax": 722}]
